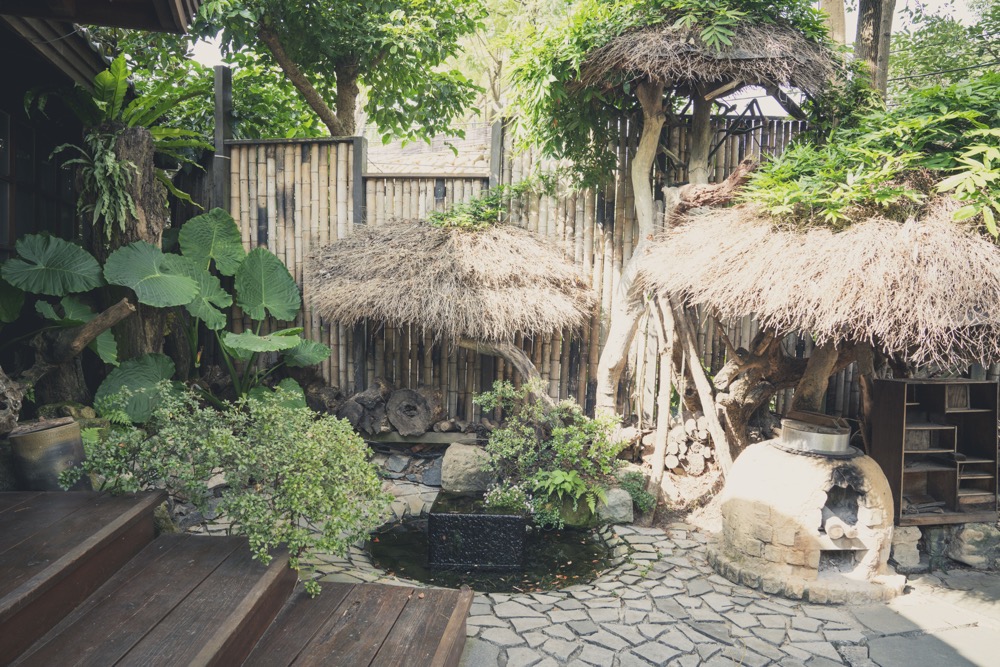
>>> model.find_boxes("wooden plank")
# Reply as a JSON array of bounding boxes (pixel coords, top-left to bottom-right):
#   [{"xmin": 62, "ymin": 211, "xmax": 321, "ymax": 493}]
[
  {"xmin": 427, "ymin": 587, "xmax": 474, "ymax": 667},
  {"xmin": 243, "ymin": 584, "xmax": 355, "ymax": 666},
  {"xmin": 292, "ymin": 584, "xmax": 413, "ymax": 666},
  {"xmin": 117, "ymin": 545, "xmax": 292, "ymax": 666},
  {"xmin": 0, "ymin": 492, "xmax": 164, "ymax": 664},
  {"xmin": 370, "ymin": 587, "xmax": 473, "ymax": 667},
  {"xmin": 0, "ymin": 492, "xmax": 41, "ymax": 515},
  {"xmin": 15, "ymin": 536, "xmax": 238, "ymax": 666}
]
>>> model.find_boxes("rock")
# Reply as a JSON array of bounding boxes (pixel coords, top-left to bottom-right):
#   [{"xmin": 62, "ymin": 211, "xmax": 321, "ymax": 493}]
[
  {"xmin": 597, "ymin": 487, "xmax": 635, "ymax": 525},
  {"xmin": 890, "ymin": 526, "xmax": 922, "ymax": 569},
  {"xmin": 557, "ymin": 495, "xmax": 597, "ymax": 529},
  {"xmin": 37, "ymin": 401, "xmax": 96, "ymax": 421},
  {"xmin": 386, "ymin": 454, "xmax": 409, "ymax": 473},
  {"xmin": 421, "ymin": 458, "xmax": 443, "ymax": 486},
  {"xmin": 948, "ymin": 523, "xmax": 1000, "ymax": 569},
  {"xmin": 440, "ymin": 443, "xmax": 492, "ymax": 493}
]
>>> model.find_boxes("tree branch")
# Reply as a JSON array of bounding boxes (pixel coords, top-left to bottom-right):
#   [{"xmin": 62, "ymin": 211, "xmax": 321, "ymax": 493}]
[
  {"xmin": 457, "ymin": 338, "xmax": 555, "ymax": 408},
  {"xmin": 258, "ymin": 21, "xmax": 349, "ymax": 136}
]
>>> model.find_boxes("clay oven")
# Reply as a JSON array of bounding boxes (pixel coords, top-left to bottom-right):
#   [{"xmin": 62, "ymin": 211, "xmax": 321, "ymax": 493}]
[{"xmin": 708, "ymin": 430, "xmax": 906, "ymax": 603}]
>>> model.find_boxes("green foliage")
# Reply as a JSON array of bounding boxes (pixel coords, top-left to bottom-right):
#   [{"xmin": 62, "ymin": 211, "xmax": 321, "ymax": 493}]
[
  {"xmin": 0, "ymin": 278, "xmax": 24, "ymax": 324},
  {"xmin": 63, "ymin": 385, "xmax": 391, "ymax": 590},
  {"xmin": 888, "ymin": 0, "xmax": 1000, "ymax": 101},
  {"xmin": 743, "ymin": 72, "xmax": 1000, "ymax": 233},
  {"xmin": 427, "ymin": 182, "xmax": 536, "ymax": 230},
  {"xmin": 482, "ymin": 482, "xmax": 533, "ymax": 513},
  {"xmin": 199, "ymin": 0, "xmax": 485, "ymax": 143},
  {"xmin": 104, "ymin": 241, "xmax": 200, "ymax": 308},
  {"xmin": 1, "ymin": 235, "xmax": 104, "ymax": 296},
  {"xmin": 178, "ymin": 207, "xmax": 247, "ymax": 275},
  {"xmin": 234, "ymin": 247, "xmax": 302, "ymax": 321},
  {"xmin": 508, "ymin": 0, "xmax": 830, "ymax": 184},
  {"xmin": 95, "ymin": 354, "xmax": 178, "ymax": 423},
  {"xmin": 618, "ymin": 470, "xmax": 655, "ymax": 513},
  {"xmin": 475, "ymin": 380, "xmax": 624, "ymax": 525}
]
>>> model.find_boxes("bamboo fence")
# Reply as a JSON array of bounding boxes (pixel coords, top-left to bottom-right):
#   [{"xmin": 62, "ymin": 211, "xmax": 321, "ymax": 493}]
[{"xmin": 223, "ymin": 118, "xmax": 872, "ymax": 426}]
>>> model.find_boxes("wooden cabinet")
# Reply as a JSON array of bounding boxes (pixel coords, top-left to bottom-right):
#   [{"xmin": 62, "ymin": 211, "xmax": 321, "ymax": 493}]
[{"xmin": 870, "ymin": 379, "xmax": 999, "ymax": 526}]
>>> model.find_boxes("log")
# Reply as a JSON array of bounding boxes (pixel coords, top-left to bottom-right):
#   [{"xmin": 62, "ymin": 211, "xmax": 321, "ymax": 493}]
[
  {"xmin": 353, "ymin": 377, "xmax": 393, "ymax": 410},
  {"xmin": 386, "ymin": 389, "xmax": 434, "ymax": 437},
  {"xmin": 335, "ymin": 399, "xmax": 364, "ymax": 430},
  {"xmin": 665, "ymin": 454, "xmax": 680, "ymax": 469},
  {"xmin": 686, "ymin": 452, "xmax": 706, "ymax": 476}
]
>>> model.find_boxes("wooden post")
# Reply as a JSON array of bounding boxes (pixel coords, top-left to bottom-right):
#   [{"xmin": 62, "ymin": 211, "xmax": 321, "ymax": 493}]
[
  {"xmin": 352, "ymin": 137, "xmax": 367, "ymax": 225},
  {"xmin": 213, "ymin": 66, "xmax": 233, "ymax": 211},
  {"xmin": 489, "ymin": 121, "xmax": 504, "ymax": 189}
]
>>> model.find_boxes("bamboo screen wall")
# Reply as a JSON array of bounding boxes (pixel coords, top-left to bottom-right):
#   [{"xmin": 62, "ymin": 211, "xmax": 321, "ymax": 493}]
[{"xmin": 225, "ymin": 119, "xmax": 867, "ymax": 425}]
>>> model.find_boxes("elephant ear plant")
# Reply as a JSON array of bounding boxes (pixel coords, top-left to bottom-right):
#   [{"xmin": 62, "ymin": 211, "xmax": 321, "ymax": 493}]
[
  {"xmin": 62, "ymin": 383, "xmax": 391, "ymax": 594},
  {"xmin": 99, "ymin": 207, "xmax": 330, "ymax": 416}
]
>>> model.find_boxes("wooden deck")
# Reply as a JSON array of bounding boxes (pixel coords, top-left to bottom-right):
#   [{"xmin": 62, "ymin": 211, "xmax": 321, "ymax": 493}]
[{"xmin": 0, "ymin": 492, "xmax": 473, "ymax": 666}]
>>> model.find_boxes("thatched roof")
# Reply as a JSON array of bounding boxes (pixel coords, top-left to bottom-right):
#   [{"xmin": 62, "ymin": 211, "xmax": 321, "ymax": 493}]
[
  {"xmin": 638, "ymin": 203, "xmax": 1000, "ymax": 367},
  {"xmin": 306, "ymin": 222, "xmax": 593, "ymax": 342},
  {"xmin": 580, "ymin": 23, "xmax": 835, "ymax": 96}
]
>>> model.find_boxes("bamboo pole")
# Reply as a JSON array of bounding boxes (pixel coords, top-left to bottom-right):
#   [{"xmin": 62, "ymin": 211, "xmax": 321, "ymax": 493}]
[{"xmin": 337, "ymin": 144, "xmax": 349, "ymax": 238}]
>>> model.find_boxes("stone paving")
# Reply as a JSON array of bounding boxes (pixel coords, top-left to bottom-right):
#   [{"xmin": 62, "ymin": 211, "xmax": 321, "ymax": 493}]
[{"xmin": 292, "ymin": 520, "xmax": 1000, "ymax": 667}]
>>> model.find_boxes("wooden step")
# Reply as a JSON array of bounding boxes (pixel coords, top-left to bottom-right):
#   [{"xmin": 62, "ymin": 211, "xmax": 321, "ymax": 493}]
[
  {"xmin": 0, "ymin": 491, "xmax": 166, "ymax": 663},
  {"xmin": 14, "ymin": 534, "xmax": 296, "ymax": 666},
  {"xmin": 245, "ymin": 582, "xmax": 474, "ymax": 667}
]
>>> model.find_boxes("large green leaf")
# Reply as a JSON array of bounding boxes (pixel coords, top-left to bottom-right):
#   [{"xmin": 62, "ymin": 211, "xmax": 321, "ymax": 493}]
[
  {"xmin": 94, "ymin": 55, "xmax": 129, "ymax": 122},
  {"xmin": 0, "ymin": 277, "xmax": 24, "ymax": 323},
  {"xmin": 282, "ymin": 339, "xmax": 332, "ymax": 367},
  {"xmin": 104, "ymin": 241, "xmax": 199, "ymax": 308},
  {"xmin": 222, "ymin": 330, "xmax": 303, "ymax": 361},
  {"xmin": 247, "ymin": 378, "xmax": 307, "ymax": 409},
  {"xmin": 234, "ymin": 248, "xmax": 301, "ymax": 321},
  {"xmin": 178, "ymin": 208, "xmax": 246, "ymax": 276},
  {"xmin": 95, "ymin": 353, "xmax": 175, "ymax": 423},
  {"xmin": 2, "ymin": 235, "xmax": 103, "ymax": 296},
  {"xmin": 35, "ymin": 296, "xmax": 119, "ymax": 365},
  {"xmin": 173, "ymin": 258, "xmax": 232, "ymax": 331}
]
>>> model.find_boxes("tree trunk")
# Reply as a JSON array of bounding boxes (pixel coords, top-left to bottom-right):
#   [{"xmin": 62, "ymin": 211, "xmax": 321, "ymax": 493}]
[
  {"xmin": 457, "ymin": 338, "xmax": 554, "ymax": 408},
  {"xmin": 386, "ymin": 389, "xmax": 434, "ymax": 437},
  {"xmin": 258, "ymin": 21, "xmax": 350, "ymax": 136},
  {"xmin": 334, "ymin": 63, "xmax": 359, "ymax": 136},
  {"xmin": 594, "ymin": 81, "xmax": 664, "ymax": 416},
  {"xmin": 687, "ymin": 92, "xmax": 713, "ymax": 185},
  {"xmin": 647, "ymin": 299, "xmax": 674, "ymax": 500},
  {"xmin": 820, "ymin": 0, "xmax": 848, "ymax": 45},
  {"xmin": 855, "ymin": 0, "xmax": 896, "ymax": 96},
  {"xmin": 790, "ymin": 342, "xmax": 841, "ymax": 413},
  {"xmin": 91, "ymin": 127, "xmax": 168, "ymax": 361}
]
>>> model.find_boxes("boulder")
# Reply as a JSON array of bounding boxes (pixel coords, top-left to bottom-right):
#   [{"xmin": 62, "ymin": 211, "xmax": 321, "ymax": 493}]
[
  {"xmin": 948, "ymin": 523, "xmax": 1000, "ymax": 569},
  {"xmin": 440, "ymin": 443, "xmax": 492, "ymax": 493},
  {"xmin": 890, "ymin": 525, "xmax": 922, "ymax": 570},
  {"xmin": 597, "ymin": 487, "xmax": 635, "ymax": 525}
]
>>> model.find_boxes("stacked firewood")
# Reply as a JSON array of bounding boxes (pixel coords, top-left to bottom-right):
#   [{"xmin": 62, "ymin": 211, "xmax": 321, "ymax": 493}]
[{"xmin": 663, "ymin": 413, "xmax": 714, "ymax": 476}]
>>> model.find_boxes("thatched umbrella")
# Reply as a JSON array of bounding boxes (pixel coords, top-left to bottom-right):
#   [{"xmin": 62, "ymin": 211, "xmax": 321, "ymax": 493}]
[
  {"xmin": 580, "ymin": 23, "xmax": 835, "ymax": 97},
  {"xmin": 638, "ymin": 203, "xmax": 1000, "ymax": 368},
  {"xmin": 306, "ymin": 221, "xmax": 594, "ymax": 396}
]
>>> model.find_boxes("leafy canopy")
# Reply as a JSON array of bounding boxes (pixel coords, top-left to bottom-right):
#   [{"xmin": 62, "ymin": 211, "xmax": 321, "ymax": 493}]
[
  {"xmin": 199, "ymin": 0, "xmax": 485, "ymax": 143},
  {"xmin": 508, "ymin": 0, "xmax": 829, "ymax": 184},
  {"xmin": 743, "ymin": 72, "xmax": 1000, "ymax": 235}
]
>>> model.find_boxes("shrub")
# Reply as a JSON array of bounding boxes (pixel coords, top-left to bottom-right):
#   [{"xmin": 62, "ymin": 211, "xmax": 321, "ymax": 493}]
[
  {"xmin": 475, "ymin": 380, "xmax": 624, "ymax": 526},
  {"xmin": 618, "ymin": 471, "xmax": 656, "ymax": 514},
  {"xmin": 62, "ymin": 384, "xmax": 390, "ymax": 593}
]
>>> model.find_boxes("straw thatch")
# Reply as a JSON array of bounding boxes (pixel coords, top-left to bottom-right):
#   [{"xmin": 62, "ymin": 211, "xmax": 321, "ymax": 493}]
[
  {"xmin": 306, "ymin": 221, "xmax": 594, "ymax": 342},
  {"xmin": 638, "ymin": 203, "xmax": 1000, "ymax": 367},
  {"xmin": 581, "ymin": 23, "xmax": 835, "ymax": 96}
]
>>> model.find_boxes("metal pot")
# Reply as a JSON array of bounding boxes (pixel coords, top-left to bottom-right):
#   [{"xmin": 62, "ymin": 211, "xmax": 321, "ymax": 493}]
[
  {"xmin": 780, "ymin": 418, "xmax": 850, "ymax": 454},
  {"xmin": 9, "ymin": 417, "xmax": 91, "ymax": 491}
]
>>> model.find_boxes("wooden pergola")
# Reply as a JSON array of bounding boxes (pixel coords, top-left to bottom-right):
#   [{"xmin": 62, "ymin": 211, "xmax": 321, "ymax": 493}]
[{"xmin": 0, "ymin": 0, "xmax": 203, "ymax": 33}]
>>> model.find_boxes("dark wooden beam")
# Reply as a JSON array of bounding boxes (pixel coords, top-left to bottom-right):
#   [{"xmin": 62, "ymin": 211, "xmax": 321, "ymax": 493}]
[
  {"xmin": 0, "ymin": 0, "xmax": 202, "ymax": 33},
  {"xmin": 213, "ymin": 65, "xmax": 233, "ymax": 211}
]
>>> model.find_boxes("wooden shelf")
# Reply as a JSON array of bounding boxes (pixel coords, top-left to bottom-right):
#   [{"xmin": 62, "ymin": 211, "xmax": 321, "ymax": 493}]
[
  {"xmin": 872, "ymin": 379, "xmax": 999, "ymax": 526},
  {"xmin": 905, "ymin": 422, "xmax": 957, "ymax": 430},
  {"xmin": 904, "ymin": 462, "xmax": 956, "ymax": 473},
  {"xmin": 959, "ymin": 471, "xmax": 994, "ymax": 480}
]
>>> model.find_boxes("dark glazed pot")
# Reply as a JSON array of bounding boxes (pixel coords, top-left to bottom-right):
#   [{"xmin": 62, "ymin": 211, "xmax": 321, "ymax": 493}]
[{"xmin": 9, "ymin": 417, "xmax": 91, "ymax": 491}]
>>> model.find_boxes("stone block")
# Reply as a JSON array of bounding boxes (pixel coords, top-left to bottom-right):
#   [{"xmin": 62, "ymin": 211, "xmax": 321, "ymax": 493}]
[
  {"xmin": 806, "ymin": 549, "xmax": 821, "ymax": 569},
  {"xmin": 752, "ymin": 522, "xmax": 774, "ymax": 544},
  {"xmin": 440, "ymin": 443, "xmax": 492, "ymax": 493},
  {"xmin": 786, "ymin": 549, "xmax": 806, "ymax": 566},
  {"xmin": 773, "ymin": 525, "xmax": 798, "ymax": 547},
  {"xmin": 597, "ymin": 487, "xmax": 634, "ymax": 525},
  {"xmin": 948, "ymin": 522, "xmax": 1000, "ymax": 569},
  {"xmin": 891, "ymin": 526, "xmax": 923, "ymax": 569},
  {"xmin": 763, "ymin": 545, "xmax": 783, "ymax": 563}
]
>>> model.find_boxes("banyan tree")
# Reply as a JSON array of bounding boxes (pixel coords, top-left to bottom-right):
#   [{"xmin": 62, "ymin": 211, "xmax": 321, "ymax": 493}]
[
  {"xmin": 306, "ymin": 220, "xmax": 593, "ymax": 403},
  {"xmin": 509, "ymin": 1, "xmax": 838, "ymax": 417}
]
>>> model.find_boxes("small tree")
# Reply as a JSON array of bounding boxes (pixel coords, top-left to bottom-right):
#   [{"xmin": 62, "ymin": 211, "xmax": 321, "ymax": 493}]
[{"xmin": 509, "ymin": 0, "xmax": 835, "ymax": 418}]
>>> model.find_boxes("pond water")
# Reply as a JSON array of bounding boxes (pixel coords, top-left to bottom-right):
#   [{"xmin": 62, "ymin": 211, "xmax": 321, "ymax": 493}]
[{"xmin": 368, "ymin": 519, "xmax": 618, "ymax": 593}]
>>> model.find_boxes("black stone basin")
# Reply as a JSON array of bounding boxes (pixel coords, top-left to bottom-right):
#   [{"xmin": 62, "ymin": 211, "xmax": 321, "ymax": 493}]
[{"xmin": 427, "ymin": 492, "xmax": 527, "ymax": 571}]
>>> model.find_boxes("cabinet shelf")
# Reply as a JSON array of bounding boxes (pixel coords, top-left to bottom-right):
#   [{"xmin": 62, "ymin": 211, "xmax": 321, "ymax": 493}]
[{"xmin": 872, "ymin": 379, "xmax": 998, "ymax": 526}]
